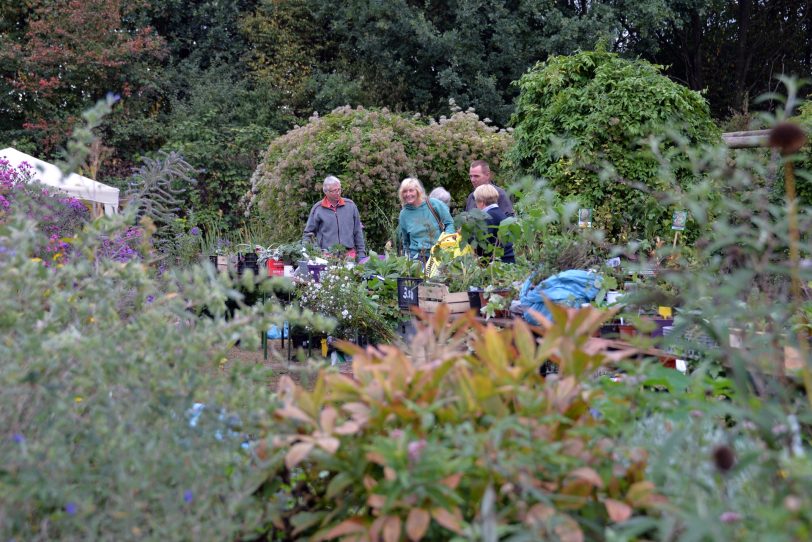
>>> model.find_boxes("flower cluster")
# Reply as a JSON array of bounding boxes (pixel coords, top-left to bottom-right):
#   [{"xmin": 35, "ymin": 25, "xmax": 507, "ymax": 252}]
[
  {"xmin": 298, "ymin": 266, "xmax": 362, "ymax": 332},
  {"xmin": 2, "ymin": 159, "xmax": 89, "ymax": 262},
  {"xmin": 98, "ymin": 227, "xmax": 143, "ymax": 263},
  {"xmin": 296, "ymin": 264, "xmax": 393, "ymax": 342}
]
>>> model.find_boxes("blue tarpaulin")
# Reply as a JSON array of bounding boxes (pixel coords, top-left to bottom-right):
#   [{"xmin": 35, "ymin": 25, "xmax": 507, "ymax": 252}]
[{"xmin": 519, "ymin": 269, "xmax": 603, "ymax": 324}]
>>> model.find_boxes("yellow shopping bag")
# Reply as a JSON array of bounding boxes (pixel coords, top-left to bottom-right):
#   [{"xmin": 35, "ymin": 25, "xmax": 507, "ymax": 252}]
[{"xmin": 424, "ymin": 232, "xmax": 472, "ymax": 278}]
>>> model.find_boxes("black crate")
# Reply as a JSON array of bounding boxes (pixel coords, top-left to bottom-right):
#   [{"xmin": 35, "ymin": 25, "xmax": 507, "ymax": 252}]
[{"xmin": 396, "ymin": 277, "xmax": 422, "ymax": 309}]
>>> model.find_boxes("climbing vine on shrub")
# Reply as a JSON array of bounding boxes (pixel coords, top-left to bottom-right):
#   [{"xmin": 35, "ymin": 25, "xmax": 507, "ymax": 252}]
[
  {"xmin": 246, "ymin": 106, "xmax": 512, "ymax": 250},
  {"xmin": 509, "ymin": 49, "xmax": 720, "ymax": 242}
]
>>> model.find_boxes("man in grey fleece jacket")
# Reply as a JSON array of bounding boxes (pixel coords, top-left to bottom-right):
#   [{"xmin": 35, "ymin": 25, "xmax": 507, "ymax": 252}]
[{"xmin": 303, "ymin": 176, "xmax": 366, "ymax": 259}]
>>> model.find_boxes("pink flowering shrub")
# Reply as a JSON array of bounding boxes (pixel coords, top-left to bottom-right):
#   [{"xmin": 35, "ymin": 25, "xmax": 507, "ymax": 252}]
[{"xmin": 246, "ymin": 105, "xmax": 512, "ymax": 250}]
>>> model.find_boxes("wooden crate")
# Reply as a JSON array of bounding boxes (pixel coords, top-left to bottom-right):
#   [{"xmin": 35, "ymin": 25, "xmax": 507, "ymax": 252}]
[{"xmin": 417, "ymin": 283, "xmax": 471, "ymax": 315}]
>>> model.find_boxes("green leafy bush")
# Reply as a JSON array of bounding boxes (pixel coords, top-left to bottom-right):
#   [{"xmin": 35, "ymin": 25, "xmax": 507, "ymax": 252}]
[
  {"xmin": 509, "ymin": 49, "xmax": 720, "ymax": 242},
  {"xmin": 0, "ymin": 208, "xmax": 309, "ymax": 540},
  {"xmin": 794, "ymin": 100, "xmax": 812, "ymax": 205},
  {"xmin": 247, "ymin": 105, "xmax": 512, "ymax": 250}
]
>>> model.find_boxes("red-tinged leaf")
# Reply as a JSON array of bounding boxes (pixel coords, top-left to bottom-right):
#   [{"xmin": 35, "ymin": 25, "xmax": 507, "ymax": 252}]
[
  {"xmin": 316, "ymin": 436, "xmax": 340, "ymax": 454},
  {"xmin": 276, "ymin": 405, "xmax": 314, "ymax": 425},
  {"xmin": 406, "ymin": 508, "xmax": 430, "ymax": 541},
  {"xmin": 254, "ymin": 439, "xmax": 269, "ymax": 461},
  {"xmin": 334, "ymin": 420, "xmax": 362, "ymax": 435},
  {"xmin": 277, "ymin": 374, "xmax": 298, "ymax": 396},
  {"xmin": 605, "ymin": 499, "xmax": 632, "ymax": 523},
  {"xmin": 569, "ymin": 467, "xmax": 604, "ymax": 488},
  {"xmin": 431, "ymin": 508, "xmax": 463, "ymax": 534},
  {"xmin": 285, "ymin": 441, "xmax": 314, "ymax": 469},
  {"xmin": 369, "ymin": 515, "xmax": 386, "ymax": 542},
  {"xmin": 440, "ymin": 472, "xmax": 462, "ymax": 489},
  {"xmin": 320, "ymin": 406, "xmax": 338, "ymax": 433},
  {"xmin": 314, "ymin": 518, "xmax": 367, "ymax": 541},
  {"xmin": 382, "ymin": 515, "xmax": 402, "ymax": 542},
  {"xmin": 365, "ymin": 451, "xmax": 386, "ymax": 465},
  {"xmin": 363, "ymin": 475, "xmax": 377, "ymax": 491},
  {"xmin": 525, "ymin": 503, "xmax": 555, "ymax": 525},
  {"xmin": 384, "ymin": 467, "xmax": 397, "ymax": 481},
  {"xmin": 367, "ymin": 494, "xmax": 385, "ymax": 508},
  {"xmin": 554, "ymin": 516, "xmax": 584, "ymax": 542}
]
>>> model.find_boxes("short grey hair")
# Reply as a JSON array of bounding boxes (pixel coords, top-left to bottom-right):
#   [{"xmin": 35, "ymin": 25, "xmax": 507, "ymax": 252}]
[
  {"xmin": 322, "ymin": 175, "xmax": 341, "ymax": 194},
  {"xmin": 428, "ymin": 187, "xmax": 451, "ymax": 206}
]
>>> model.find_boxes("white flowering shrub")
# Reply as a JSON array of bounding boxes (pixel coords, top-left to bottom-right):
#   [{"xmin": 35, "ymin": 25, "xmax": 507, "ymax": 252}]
[{"xmin": 297, "ymin": 265, "xmax": 395, "ymax": 343}]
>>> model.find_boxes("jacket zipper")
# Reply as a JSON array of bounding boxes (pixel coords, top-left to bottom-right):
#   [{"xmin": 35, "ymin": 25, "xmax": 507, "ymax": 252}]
[{"xmin": 334, "ymin": 207, "xmax": 340, "ymax": 244}]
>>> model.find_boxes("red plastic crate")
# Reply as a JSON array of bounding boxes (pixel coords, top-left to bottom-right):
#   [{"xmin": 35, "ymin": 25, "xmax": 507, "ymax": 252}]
[{"xmin": 266, "ymin": 258, "xmax": 285, "ymax": 277}]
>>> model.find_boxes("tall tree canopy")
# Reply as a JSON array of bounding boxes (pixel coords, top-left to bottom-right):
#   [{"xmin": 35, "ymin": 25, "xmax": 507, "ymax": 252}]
[
  {"xmin": 0, "ymin": 0, "xmax": 810, "ymax": 227},
  {"xmin": 0, "ymin": 0, "xmax": 166, "ymax": 153}
]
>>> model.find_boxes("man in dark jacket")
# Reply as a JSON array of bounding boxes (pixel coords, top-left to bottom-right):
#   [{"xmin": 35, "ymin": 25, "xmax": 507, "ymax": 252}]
[
  {"xmin": 303, "ymin": 176, "xmax": 366, "ymax": 259},
  {"xmin": 465, "ymin": 160, "xmax": 514, "ymax": 216},
  {"xmin": 473, "ymin": 184, "xmax": 514, "ymax": 263}
]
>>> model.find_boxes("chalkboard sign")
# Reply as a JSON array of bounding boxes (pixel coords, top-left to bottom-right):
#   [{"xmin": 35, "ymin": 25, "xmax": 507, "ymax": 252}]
[{"xmin": 396, "ymin": 277, "xmax": 422, "ymax": 309}]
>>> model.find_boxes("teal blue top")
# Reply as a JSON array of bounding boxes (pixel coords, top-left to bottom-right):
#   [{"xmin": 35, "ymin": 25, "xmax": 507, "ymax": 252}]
[{"xmin": 398, "ymin": 198, "xmax": 455, "ymax": 259}]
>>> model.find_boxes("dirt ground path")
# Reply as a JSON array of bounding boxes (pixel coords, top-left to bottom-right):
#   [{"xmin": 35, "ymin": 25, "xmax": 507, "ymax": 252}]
[{"xmin": 225, "ymin": 341, "xmax": 353, "ymax": 390}]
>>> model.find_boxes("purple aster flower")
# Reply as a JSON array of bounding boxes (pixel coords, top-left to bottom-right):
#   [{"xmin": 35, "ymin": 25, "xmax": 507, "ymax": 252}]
[
  {"xmin": 183, "ymin": 490, "xmax": 194, "ymax": 503},
  {"xmin": 719, "ymin": 511, "xmax": 742, "ymax": 523},
  {"xmin": 12, "ymin": 433, "xmax": 24, "ymax": 443},
  {"xmin": 189, "ymin": 226, "xmax": 201, "ymax": 236},
  {"xmin": 146, "ymin": 295, "xmax": 155, "ymax": 304},
  {"xmin": 407, "ymin": 439, "xmax": 427, "ymax": 464},
  {"xmin": 65, "ymin": 502, "xmax": 77, "ymax": 516}
]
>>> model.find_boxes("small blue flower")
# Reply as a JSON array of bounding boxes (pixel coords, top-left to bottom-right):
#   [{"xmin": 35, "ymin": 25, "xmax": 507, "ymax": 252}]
[
  {"xmin": 146, "ymin": 295, "xmax": 155, "ymax": 304},
  {"xmin": 12, "ymin": 433, "xmax": 24, "ymax": 444},
  {"xmin": 183, "ymin": 490, "xmax": 193, "ymax": 503},
  {"xmin": 189, "ymin": 226, "xmax": 201, "ymax": 236},
  {"xmin": 65, "ymin": 502, "xmax": 77, "ymax": 516}
]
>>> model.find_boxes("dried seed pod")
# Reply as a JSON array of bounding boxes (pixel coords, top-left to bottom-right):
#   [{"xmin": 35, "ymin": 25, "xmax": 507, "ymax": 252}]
[
  {"xmin": 712, "ymin": 444, "xmax": 736, "ymax": 472},
  {"xmin": 768, "ymin": 122, "xmax": 807, "ymax": 155}
]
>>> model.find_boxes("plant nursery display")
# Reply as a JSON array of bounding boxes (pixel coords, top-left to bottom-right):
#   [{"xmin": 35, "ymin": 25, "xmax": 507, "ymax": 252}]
[{"xmin": 5, "ymin": 31, "xmax": 812, "ymax": 542}]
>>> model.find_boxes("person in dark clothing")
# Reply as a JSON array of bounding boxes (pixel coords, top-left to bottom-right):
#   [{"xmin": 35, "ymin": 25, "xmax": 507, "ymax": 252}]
[
  {"xmin": 465, "ymin": 160, "xmax": 514, "ymax": 216},
  {"xmin": 473, "ymin": 184, "xmax": 515, "ymax": 263}
]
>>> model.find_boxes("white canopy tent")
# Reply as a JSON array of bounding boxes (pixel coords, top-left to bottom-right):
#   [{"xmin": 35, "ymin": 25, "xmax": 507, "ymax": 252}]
[{"xmin": 1, "ymin": 147, "xmax": 119, "ymax": 216}]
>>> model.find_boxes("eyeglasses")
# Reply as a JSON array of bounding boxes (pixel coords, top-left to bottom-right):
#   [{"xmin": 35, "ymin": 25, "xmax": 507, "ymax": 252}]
[{"xmin": 326, "ymin": 187, "xmax": 342, "ymax": 194}]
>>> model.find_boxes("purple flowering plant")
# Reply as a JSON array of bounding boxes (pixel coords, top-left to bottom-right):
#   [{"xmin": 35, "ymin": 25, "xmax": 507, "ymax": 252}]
[{"xmin": 1, "ymin": 158, "xmax": 89, "ymax": 263}]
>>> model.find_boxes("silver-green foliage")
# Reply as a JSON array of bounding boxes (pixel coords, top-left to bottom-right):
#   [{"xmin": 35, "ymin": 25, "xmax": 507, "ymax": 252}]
[{"xmin": 0, "ymin": 210, "xmax": 293, "ymax": 540}]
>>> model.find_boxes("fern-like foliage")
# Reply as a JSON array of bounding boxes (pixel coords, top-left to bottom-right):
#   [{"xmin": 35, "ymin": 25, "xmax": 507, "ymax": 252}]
[{"xmin": 126, "ymin": 151, "xmax": 197, "ymax": 226}]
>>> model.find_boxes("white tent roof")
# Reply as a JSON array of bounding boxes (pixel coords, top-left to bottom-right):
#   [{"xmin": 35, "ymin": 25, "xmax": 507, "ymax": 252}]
[{"xmin": 1, "ymin": 147, "xmax": 119, "ymax": 215}]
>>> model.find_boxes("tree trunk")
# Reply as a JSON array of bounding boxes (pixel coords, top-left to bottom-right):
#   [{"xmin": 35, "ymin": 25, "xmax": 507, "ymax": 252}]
[
  {"xmin": 733, "ymin": 0, "xmax": 753, "ymax": 110},
  {"xmin": 687, "ymin": 10, "xmax": 704, "ymax": 91}
]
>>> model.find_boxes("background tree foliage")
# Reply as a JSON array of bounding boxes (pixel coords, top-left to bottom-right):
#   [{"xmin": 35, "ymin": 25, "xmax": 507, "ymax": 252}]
[
  {"xmin": 509, "ymin": 49, "xmax": 721, "ymax": 241},
  {"xmin": 0, "ymin": 0, "xmax": 166, "ymax": 155},
  {"xmin": 0, "ymin": 0, "xmax": 810, "ymax": 231}
]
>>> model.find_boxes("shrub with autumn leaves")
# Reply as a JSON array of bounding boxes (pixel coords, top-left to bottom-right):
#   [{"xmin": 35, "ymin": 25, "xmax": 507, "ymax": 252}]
[{"xmin": 254, "ymin": 304, "xmax": 665, "ymax": 541}]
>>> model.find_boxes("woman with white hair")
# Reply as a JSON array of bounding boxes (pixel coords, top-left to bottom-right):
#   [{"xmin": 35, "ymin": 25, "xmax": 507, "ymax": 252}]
[
  {"xmin": 398, "ymin": 177, "xmax": 454, "ymax": 259},
  {"xmin": 428, "ymin": 186, "xmax": 451, "ymax": 207}
]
